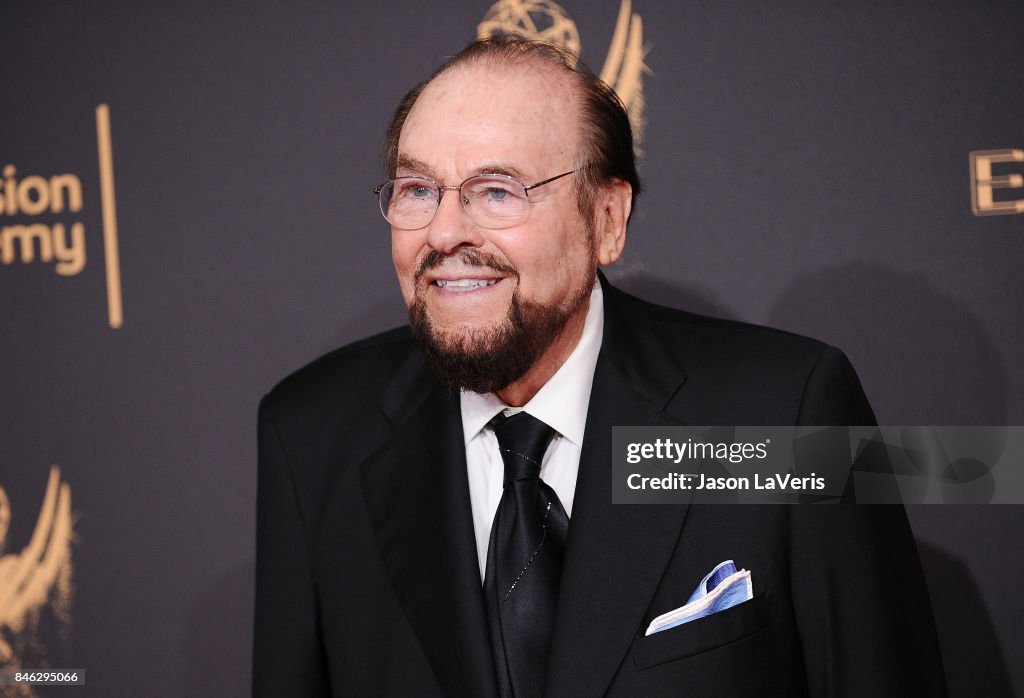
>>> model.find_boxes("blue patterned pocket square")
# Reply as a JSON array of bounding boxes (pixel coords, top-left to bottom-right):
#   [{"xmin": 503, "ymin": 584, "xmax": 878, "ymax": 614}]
[{"xmin": 645, "ymin": 560, "xmax": 753, "ymax": 636}]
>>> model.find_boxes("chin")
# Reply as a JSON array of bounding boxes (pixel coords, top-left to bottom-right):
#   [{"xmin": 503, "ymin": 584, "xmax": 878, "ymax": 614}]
[
  {"xmin": 410, "ymin": 286, "xmax": 588, "ymax": 394},
  {"xmin": 428, "ymin": 321, "xmax": 510, "ymax": 359},
  {"xmin": 428, "ymin": 312, "xmax": 507, "ymax": 340}
]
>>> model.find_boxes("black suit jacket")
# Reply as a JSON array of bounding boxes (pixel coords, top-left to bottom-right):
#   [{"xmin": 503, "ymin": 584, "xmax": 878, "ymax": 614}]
[{"xmin": 254, "ymin": 279, "xmax": 947, "ymax": 697}]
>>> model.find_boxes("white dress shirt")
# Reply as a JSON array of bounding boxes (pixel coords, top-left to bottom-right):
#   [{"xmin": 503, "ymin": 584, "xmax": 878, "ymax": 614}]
[{"xmin": 460, "ymin": 282, "xmax": 604, "ymax": 579}]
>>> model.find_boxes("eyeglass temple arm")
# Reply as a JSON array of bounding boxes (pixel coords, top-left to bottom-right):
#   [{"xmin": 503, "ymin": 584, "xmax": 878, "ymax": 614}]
[{"xmin": 523, "ymin": 169, "xmax": 577, "ymax": 193}]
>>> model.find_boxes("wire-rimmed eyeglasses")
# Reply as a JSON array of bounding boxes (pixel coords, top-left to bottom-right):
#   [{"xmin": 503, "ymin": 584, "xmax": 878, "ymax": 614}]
[{"xmin": 373, "ymin": 170, "xmax": 577, "ymax": 230}]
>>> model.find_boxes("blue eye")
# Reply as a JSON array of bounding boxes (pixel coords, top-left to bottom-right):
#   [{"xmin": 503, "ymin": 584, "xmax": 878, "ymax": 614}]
[
  {"xmin": 466, "ymin": 178, "xmax": 522, "ymax": 206},
  {"xmin": 393, "ymin": 179, "xmax": 437, "ymax": 202}
]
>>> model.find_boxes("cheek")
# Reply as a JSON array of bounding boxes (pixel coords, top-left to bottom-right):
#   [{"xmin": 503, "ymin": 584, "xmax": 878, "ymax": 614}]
[
  {"xmin": 391, "ymin": 235, "xmax": 421, "ymax": 302},
  {"xmin": 502, "ymin": 231, "xmax": 591, "ymax": 296}
]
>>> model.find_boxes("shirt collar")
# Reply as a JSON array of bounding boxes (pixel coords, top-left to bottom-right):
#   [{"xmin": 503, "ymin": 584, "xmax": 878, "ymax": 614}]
[{"xmin": 461, "ymin": 281, "xmax": 604, "ymax": 446}]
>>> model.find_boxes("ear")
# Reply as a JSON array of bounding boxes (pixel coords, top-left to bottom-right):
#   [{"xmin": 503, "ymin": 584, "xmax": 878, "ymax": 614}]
[{"xmin": 593, "ymin": 179, "xmax": 632, "ymax": 266}]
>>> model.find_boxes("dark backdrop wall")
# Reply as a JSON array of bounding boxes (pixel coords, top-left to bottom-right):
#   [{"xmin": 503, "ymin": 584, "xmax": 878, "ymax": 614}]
[{"xmin": 1, "ymin": 1, "xmax": 1021, "ymax": 696}]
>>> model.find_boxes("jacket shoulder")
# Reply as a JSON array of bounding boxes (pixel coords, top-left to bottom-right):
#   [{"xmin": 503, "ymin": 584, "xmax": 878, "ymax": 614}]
[
  {"xmin": 261, "ymin": 325, "xmax": 415, "ymax": 419},
  {"xmin": 605, "ymin": 284, "xmax": 873, "ymax": 424}
]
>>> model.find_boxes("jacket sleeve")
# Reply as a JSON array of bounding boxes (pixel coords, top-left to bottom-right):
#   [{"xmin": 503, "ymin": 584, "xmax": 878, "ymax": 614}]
[
  {"xmin": 790, "ymin": 346, "xmax": 947, "ymax": 697},
  {"xmin": 252, "ymin": 395, "xmax": 330, "ymax": 697}
]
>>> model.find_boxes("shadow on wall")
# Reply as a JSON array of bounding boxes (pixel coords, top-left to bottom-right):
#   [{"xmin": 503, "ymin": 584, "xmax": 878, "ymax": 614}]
[
  {"xmin": 766, "ymin": 262, "xmax": 1008, "ymax": 425},
  {"xmin": 185, "ymin": 558, "xmax": 254, "ymax": 697},
  {"xmin": 607, "ymin": 267, "xmax": 740, "ymax": 321},
  {"xmin": 915, "ymin": 540, "xmax": 1016, "ymax": 698}
]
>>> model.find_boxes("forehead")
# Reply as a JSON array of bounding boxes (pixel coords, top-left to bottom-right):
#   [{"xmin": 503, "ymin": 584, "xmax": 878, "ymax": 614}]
[{"xmin": 397, "ymin": 60, "xmax": 580, "ymax": 179}]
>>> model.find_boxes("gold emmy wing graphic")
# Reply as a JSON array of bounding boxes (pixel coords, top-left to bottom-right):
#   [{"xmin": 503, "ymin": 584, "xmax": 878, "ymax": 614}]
[
  {"xmin": 0, "ymin": 466, "xmax": 73, "ymax": 696},
  {"xmin": 477, "ymin": 0, "xmax": 649, "ymax": 146}
]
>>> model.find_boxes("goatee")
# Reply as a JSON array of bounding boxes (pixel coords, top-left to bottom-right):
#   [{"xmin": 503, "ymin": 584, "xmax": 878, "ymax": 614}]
[{"xmin": 408, "ymin": 250, "xmax": 594, "ymax": 394}]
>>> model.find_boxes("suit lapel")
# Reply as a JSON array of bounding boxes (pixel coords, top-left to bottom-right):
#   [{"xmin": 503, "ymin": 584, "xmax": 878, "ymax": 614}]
[
  {"xmin": 544, "ymin": 279, "xmax": 694, "ymax": 697},
  {"xmin": 360, "ymin": 353, "xmax": 498, "ymax": 698}
]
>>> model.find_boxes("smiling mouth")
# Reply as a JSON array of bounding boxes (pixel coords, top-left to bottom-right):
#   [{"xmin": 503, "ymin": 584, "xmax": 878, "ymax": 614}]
[{"xmin": 433, "ymin": 279, "xmax": 501, "ymax": 292}]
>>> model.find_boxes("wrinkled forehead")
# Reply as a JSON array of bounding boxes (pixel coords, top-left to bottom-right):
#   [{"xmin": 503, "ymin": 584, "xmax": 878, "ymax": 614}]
[{"xmin": 398, "ymin": 59, "xmax": 581, "ymax": 177}]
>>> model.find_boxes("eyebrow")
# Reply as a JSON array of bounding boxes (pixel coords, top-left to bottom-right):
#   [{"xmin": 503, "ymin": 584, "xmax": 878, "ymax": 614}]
[
  {"xmin": 396, "ymin": 154, "xmax": 439, "ymax": 179},
  {"xmin": 473, "ymin": 163, "xmax": 527, "ymax": 181},
  {"xmin": 395, "ymin": 154, "xmax": 528, "ymax": 183}
]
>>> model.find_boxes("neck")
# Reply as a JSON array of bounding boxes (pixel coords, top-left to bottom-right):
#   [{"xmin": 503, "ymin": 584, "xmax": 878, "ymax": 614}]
[{"xmin": 495, "ymin": 297, "xmax": 590, "ymax": 407}]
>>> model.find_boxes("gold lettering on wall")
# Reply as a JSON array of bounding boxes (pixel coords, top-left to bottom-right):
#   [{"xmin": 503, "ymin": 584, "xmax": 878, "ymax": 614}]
[
  {"xmin": 0, "ymin": 167, "xmax": 87, "ymax": 277},
  {"xmin": 970, "ymin": 149, "xmax": 1024, "ymax": 216},
  {"xmin": 0, "ymin": 466, "xmax": 74, "ymax": 684},
  {"xmin": 1, "ymin": 105, "xmax": 124, "ymax": 328},
  {"xmin": 477, "ymin": 0, "xmax": 649, "ymax": 145}
]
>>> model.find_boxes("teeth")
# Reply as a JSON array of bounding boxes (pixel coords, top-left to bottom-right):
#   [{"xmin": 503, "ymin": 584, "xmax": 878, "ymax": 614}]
[{"xmin": 435, "ymin": 279, "xmax": 499, "ymax": 290}]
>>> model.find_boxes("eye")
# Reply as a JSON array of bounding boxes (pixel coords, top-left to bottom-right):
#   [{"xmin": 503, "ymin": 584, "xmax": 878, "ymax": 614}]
[
  {"xmin": 394, "ymin": 179, "xmax": 437, "ymax": 201},
  {"xmin": 466, "ymin": 177, "xmax": 524, "ymax": 205}
]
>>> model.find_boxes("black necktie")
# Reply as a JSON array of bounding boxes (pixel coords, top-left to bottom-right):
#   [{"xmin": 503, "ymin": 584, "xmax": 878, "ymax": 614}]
[{"xmin": 483, "ymin": 412, "xmax": 569, "ymax": 698}]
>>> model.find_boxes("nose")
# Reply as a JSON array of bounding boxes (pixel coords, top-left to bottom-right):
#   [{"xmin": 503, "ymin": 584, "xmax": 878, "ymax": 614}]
[{"xmin": 424, "ymin": 187, "xmax": 485, "ymax": 254}]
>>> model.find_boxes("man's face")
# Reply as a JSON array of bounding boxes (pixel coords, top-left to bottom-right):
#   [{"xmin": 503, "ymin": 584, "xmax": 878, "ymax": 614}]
[{"xmin": 391, "ymin": 61, "xmax": 599, "ymax": 393}]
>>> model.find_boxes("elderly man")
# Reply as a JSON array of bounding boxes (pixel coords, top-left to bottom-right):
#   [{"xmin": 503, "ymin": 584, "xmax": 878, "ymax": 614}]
[{"xmin": 254, "ymin": 37, "xmax": 945, "ymax": 697}]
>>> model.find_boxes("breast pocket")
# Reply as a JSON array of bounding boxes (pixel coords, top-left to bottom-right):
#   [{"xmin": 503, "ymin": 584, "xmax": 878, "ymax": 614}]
[{"xmin": 630, "ymin": 592, "xmax": 772, "ymax": 670}]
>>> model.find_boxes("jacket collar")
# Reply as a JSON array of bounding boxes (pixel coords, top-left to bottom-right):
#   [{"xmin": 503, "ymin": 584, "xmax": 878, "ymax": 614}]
[{"xmin": 597, "ymin": 271, "xmax": 689, "ymax": 412}]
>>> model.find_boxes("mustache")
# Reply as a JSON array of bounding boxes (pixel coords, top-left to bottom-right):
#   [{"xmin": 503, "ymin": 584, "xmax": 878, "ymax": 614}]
[{"xmin": 415, "ymin": 249, "xmax": 518, "ymax": 281}]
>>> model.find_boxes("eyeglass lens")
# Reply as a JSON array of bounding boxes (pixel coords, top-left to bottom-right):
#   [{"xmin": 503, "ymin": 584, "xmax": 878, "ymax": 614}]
[{"xmin": 379, "ymin": 175, "xmax": 531, "ymax": 230}]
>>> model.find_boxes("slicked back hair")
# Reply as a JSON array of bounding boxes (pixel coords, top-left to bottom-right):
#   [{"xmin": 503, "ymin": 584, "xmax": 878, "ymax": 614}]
[{"xmin": 383, "ymin": 36, "xmax": 641, "ymax": 224}]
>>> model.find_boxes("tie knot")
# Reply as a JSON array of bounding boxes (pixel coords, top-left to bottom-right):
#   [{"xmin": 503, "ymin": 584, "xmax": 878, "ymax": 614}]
[{"xmin": 489, "ymin": 412, "xmax": 556, "ymax": 485}]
